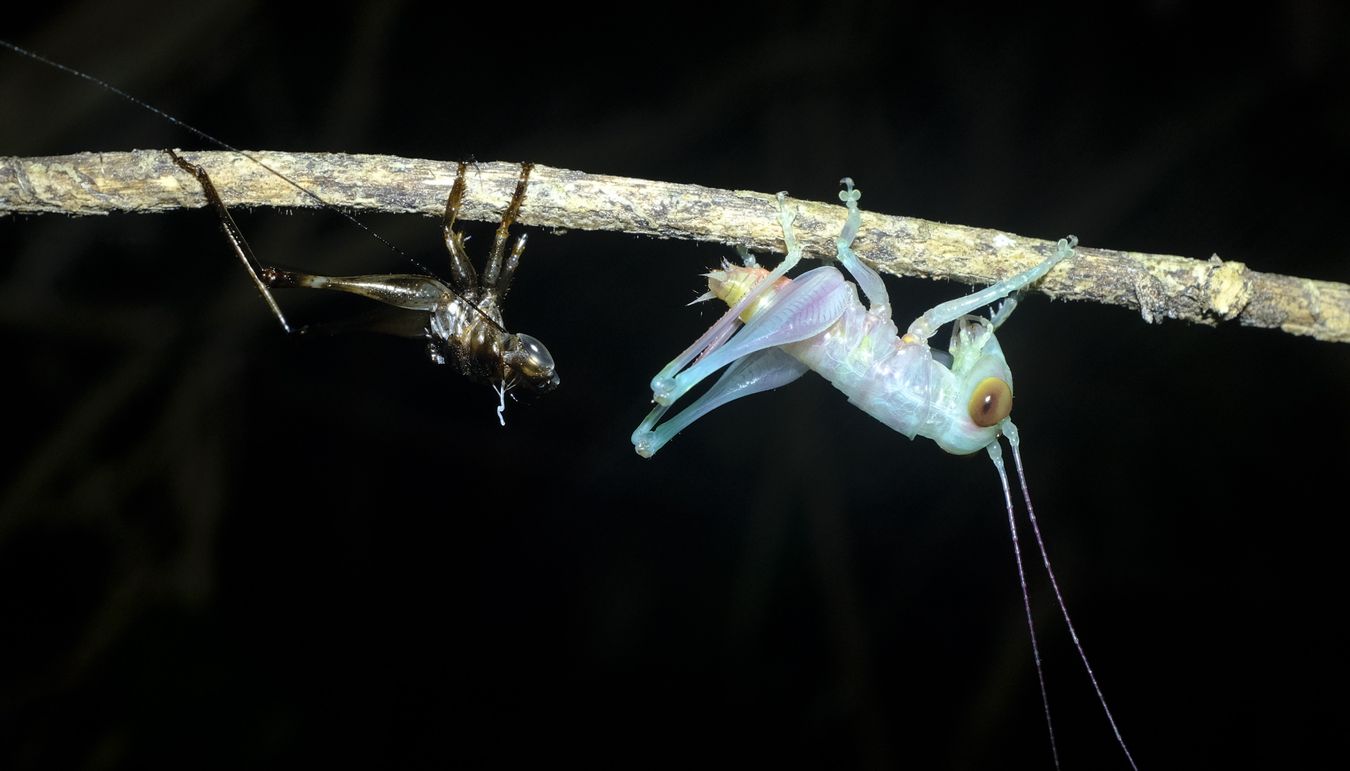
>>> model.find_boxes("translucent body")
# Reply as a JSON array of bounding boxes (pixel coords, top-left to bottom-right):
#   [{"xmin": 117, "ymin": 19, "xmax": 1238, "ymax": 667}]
[{"xmin": 709, "ymin": 263, "xmax": 1012, "ymax": 454}]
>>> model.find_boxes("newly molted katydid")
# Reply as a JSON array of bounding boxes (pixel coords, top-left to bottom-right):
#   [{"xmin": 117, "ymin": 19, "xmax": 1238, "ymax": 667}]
[{"xmin": 633, "ymin": 180, "xmax": 1136, "ymax": 770}]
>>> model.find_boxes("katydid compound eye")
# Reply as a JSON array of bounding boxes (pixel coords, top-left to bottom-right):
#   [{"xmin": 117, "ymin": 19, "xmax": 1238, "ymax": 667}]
[{"xmin": 968, "ymin": 377, "xmax": 1012, "ymax": 427}]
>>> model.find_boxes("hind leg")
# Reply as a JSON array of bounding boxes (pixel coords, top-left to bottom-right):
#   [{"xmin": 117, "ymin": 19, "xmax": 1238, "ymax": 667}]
[{"xmin": 646, "ymin": 192, "xmax": 810, "ymax": 406}]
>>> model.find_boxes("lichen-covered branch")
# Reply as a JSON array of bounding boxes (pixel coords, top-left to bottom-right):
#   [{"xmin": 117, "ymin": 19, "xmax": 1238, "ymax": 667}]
[{"xmin": 2, "ymin": 150, "xmax": 1346, "ymax": 343}]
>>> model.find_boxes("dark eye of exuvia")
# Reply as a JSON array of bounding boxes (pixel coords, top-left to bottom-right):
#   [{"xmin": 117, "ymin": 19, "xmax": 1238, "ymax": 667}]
[{"xmin": 968, "ymin": 377, "xmax": 1012, "ymax": 427}]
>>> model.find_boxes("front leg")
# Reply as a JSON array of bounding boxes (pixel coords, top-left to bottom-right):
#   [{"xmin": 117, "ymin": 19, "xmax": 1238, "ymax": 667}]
[
  {"xmin": 831, "ymin": 178, "xmax": 892, "ymax": 319},
  {"xmin": 906, "ymin": 236, "xmax": 1077, "ymax": 341}
]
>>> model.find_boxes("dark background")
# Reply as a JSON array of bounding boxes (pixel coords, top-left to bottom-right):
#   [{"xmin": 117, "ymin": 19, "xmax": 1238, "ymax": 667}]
[{"xmin": 2, "ymin": 2, "xmax": 1347, "ymax": 768}]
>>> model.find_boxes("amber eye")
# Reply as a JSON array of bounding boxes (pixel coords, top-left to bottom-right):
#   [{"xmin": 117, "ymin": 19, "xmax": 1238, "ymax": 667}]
[{"xmin": 968, "ymin": 377, "xmax": 1012, "ymax": 428}]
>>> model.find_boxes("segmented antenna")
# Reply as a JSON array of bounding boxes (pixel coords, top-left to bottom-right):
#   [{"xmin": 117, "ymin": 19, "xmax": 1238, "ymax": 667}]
[
  {"xmin": 989, "ymin": 438, "xmax": 1063, "ymax": 770},
  {"xmin": 1007, "ymin": 430, "xmax": 1140, "ymax": 771}
]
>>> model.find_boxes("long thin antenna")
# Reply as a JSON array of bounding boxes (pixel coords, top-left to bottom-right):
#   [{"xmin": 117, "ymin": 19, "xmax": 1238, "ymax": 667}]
[
  {"xmin": 0, "ymin": 38, "xmax": 510, "ymax": 336},
  {"xmin": 1003, "ymin": 422, "xmax": 1140, "ymax": 771},
  {"xmin": 988, "ymin": 439, "xmax": 1062, "ymax": 770}
]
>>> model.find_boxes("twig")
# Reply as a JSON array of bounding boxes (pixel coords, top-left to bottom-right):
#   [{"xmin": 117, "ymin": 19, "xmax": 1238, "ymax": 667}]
[{"xmin": 2, "ymin": 150, "xmax": 1346, "ymax": 343}]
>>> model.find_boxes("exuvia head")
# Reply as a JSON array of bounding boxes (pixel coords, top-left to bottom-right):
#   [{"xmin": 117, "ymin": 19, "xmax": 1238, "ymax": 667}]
[
  {"xmin": 931, "ymin": 314, "xmax": 1015, "ymax": 455},
  {"xmin": 503, "ymin": 333, "xmax": 560, "ymax": 394}
]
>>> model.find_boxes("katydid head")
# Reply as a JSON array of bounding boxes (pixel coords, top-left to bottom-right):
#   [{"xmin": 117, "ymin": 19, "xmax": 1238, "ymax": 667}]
[{"xmin": 933, "ymin": 314, "xmax": 1016, "ymax": 455}]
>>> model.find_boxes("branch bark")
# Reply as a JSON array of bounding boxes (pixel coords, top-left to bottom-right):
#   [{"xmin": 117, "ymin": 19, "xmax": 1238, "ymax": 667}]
[{"xmin": 2, "ymin": 150, "xmax": 1346, "ymax": 343}]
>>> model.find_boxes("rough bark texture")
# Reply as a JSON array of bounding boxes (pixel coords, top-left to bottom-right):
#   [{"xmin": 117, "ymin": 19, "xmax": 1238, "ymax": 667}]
[{"xmin": 3, "ymin": 150, "xmax": 1346, "ymax": 343}]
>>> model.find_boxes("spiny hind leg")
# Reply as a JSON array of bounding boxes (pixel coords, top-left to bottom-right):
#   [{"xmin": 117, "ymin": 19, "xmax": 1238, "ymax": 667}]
[
  {"xmin": 166, "ymin": 149, "xmax": 291, "ymax": 333},
  {"xmin": 647, "ymin": 191, "xmax": 808, "ymax": 405},
  {"xmin": 261, "ymin": 269, "xmax": 450, "ymax": 312},
  {"xmin": 649, "ymin": 265, "xmax": 851, "ymax": 409},
  {"xmin": 633, "ymin": 265, "xmax": 855, "ymax": 456},
  {"xmin": 170, "ymin": 149, "xmax": 456, "ymax": 335},
  {"xmin": 258, "ymin": 267, "xmax": 461, "ymax": 347},
  {"xmin": 633, "ymin": 347, "xmax": 809, "ymax": 457}
]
